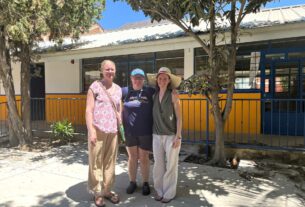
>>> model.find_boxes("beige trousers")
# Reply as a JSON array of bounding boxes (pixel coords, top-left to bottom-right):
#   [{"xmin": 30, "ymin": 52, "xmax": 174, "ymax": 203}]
[
  {"xmin": 153, "ymin": 134, "xmax": 181, "ymax": 200},
  {"xmin": 88, "ymin": 130, "xmax": 118, "ymax": 196}
]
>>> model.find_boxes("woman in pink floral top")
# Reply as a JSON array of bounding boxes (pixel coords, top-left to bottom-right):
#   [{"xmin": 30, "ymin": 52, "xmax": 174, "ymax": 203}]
[{"xmin": 86, "ymin": 60, "xmax": 122, "ymax": 207}]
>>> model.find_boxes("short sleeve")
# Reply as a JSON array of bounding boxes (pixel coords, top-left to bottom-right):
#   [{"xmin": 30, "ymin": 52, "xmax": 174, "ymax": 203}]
[{"xmin": 89, "ymin": 81, "xmax": 99, "ymax": 96}]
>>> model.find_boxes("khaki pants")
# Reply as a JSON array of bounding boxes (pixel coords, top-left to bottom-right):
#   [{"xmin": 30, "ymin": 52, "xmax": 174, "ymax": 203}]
[
  {"xmin": 88, "ymin": 130, "xmax": 118, "ymax": 196},
  {"xmin": 153, "ymin": 134, "xmax": 180, "ymax": 200}
]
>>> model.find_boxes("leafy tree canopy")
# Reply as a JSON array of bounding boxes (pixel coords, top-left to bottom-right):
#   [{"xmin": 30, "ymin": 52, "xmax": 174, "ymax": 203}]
[{"xmin": 0, "ymin": 0, "xmax": 105, "ymax": 46}]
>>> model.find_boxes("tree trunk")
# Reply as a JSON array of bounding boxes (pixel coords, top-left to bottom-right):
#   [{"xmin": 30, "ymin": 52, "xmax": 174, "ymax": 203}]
[
  {"xmin": 209, "ymin": 90, "xmax": 226, "ymax": 166},
  {"xmin": 0, "ymin": 27, "xmax": 28, "ymax": 148},
  {"xmin": 212, "ymin": 112, "xmax": 226, "ymax": 166},
  {"xmin": 20, "ymin": 44, "xmax": 32, "ymax": 144},
  {"xmin": 7, "ymin": 112, "xmax": 18, "ymax": 147}
]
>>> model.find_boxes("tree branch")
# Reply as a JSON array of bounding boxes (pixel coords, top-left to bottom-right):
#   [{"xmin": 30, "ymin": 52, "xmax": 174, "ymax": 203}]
[
  {"xmin": 144, "ymin": 7, "xmax": 210, "ymax": 55},
  {"xmin": 236, "ymin": 0, "xmax": 246, "ymax": 29}
]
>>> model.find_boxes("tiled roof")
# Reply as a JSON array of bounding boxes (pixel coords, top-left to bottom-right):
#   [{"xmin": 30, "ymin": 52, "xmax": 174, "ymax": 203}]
[{"xmin": 38, "ymin": 4, "xmax": 305, "ymax": 52}]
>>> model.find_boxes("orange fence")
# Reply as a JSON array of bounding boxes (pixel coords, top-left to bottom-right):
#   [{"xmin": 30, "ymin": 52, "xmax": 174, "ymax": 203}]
[
  {"xmin": 45, "ymin": 94, "xmax": 86, "ymax": 125},
  {"xmin": 180, "ymin": 93, "xmax": 261, "ymax": 135},
  {"xmin": 0, "ymin": 96, "xmax": 22, "ymax": 121}
]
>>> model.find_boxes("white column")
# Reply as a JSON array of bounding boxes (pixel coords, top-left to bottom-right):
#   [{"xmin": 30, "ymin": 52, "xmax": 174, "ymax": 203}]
[{"xmin": 184, "ymin": 48, "xmax": 194, "ymax": 79}]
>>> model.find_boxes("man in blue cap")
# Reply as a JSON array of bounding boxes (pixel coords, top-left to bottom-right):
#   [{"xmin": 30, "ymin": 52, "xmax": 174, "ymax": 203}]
[{"xmin": 121, "ymin": 68, "xmax": 155, "ymax": 196}]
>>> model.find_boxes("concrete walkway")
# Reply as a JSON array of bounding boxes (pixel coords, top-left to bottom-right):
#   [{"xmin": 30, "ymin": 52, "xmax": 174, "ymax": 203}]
[{"xmin": 0, "ymin": 143, "xmax": 304, "ymax": 207}]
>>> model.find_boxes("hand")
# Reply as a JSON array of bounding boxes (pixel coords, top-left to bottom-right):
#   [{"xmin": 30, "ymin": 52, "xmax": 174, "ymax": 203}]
[
  {"xmin": 88, "ymin": 135, "xmax": 97, "ymax": 147},
  {"xmin": 172, "ymin": 137, "xmax": 181, "ymax": 148},
  {"xmin": 171, "ymin": 89, "xmax": 179, "ymax": 97}
]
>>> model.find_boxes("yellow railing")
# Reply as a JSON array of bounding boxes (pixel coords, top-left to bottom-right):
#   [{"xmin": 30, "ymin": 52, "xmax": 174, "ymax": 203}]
[
  {"xmin": 0, "ymin": 93, "xmax": 261, "ymax": 135},
  {"xmin": 180, "ymin": 93, "xmax": 261, "ymax": 134}
]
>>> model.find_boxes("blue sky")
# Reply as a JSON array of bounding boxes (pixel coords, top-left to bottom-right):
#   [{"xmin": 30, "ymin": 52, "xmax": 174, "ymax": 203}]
[{"xmin": 99, "ymin": 0, "xmax": 305, "ymax": 30}]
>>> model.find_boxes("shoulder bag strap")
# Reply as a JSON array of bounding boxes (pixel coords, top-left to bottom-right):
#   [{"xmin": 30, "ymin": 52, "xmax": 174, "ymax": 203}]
[{"xmin": 97, "ymin": 81, "xmax": 121, "ymax": 124}]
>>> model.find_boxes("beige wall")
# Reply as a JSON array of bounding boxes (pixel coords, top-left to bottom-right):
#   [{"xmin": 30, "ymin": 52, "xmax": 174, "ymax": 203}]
[
  {"xmin": 0, "ymin": 61, "xmax": 21, "ymax": 95},
  {"xmin": 45, "ymin": 59, "xmax": 81, "ymax": 93}
]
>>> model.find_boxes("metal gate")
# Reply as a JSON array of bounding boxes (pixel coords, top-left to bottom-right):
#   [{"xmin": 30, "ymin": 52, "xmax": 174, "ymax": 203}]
[{"xmin": 261, "ymin": 50, "xmax": 305, "ymax": 136}]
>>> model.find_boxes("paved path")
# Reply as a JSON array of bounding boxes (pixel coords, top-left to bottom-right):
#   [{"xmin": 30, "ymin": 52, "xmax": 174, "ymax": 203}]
[{"xmin": 0, "ymin": 143, "xmax": 304, "ymax": 207}]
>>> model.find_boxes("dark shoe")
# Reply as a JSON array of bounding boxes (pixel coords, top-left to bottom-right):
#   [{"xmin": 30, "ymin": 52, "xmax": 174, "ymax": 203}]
[
  {"xmin": 142, "ymin": 182, "xmax": 151, "ymax": 195},
  {"xmin": 126, "ymin": 181, "xmax": 137, "ymax": 194}
]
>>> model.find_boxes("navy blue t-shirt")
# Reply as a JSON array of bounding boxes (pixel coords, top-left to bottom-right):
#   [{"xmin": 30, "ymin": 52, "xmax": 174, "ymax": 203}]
[{"xmin": 122, "ymin": 86, "xmax": 155, "ymax": 136}]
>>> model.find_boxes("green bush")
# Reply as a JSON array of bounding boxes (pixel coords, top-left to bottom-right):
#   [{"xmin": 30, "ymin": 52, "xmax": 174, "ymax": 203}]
[{"xmin": 50, "ymin": 120, "xmax": 75, "ymax": 143}]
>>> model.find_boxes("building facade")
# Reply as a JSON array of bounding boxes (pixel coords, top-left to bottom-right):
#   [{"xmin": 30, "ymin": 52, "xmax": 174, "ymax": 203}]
[{"xmin": 1, "ymin": 5, "xmax": 305, "ymax": 148}]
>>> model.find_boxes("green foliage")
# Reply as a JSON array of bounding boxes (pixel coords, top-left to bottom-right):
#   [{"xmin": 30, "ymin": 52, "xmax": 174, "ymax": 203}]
[
  {"xmin": 0, "ymin": 0, "xmax": 105, "ymax": 52},
  {"xmin": 47, "ymin": 0, "xmax": 105, "ymax": 41},
  {"xmin": 50, "ymin": 120, "xmax": 75, "ymax": 143},
  {"xmin": 0, "ymin": 0, "xmax": 50, "ymax": 43}
]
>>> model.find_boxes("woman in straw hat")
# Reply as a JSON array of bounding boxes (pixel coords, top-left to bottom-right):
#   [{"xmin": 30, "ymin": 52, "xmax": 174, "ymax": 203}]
[{"xmin": 147, "ymin": 67, "xmax": 182, "ymax": 203}]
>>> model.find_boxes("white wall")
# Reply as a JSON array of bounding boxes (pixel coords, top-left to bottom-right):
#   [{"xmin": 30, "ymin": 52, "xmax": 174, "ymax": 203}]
[
  {"xmin": 0, "ymin": 61, "xmax": 21, "ymax": 95},
  {"xmin": 45, "ymin": 59, "xmax": 81, "ymax": 93}
]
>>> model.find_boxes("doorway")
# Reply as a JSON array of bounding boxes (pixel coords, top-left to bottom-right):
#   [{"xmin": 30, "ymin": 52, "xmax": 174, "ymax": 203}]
[
  {"xmin": 30, "ymin": 63, "xmax": 45, "ymax": 120},
  {"xmin": 262, "ymin": 56, "xmax": 305, "ymax": 136}
]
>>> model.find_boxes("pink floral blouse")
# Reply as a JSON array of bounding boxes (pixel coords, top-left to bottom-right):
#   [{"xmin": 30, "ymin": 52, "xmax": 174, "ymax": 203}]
[{"xmin": 89, "ymin": 80, "xmax": 122, "ymax": 133}]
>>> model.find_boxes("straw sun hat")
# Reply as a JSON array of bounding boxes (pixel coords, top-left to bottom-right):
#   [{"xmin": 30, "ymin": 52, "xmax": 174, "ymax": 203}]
[{"xmin": 147, "ymin": 67, "xmax": 182, "ymax": 89}]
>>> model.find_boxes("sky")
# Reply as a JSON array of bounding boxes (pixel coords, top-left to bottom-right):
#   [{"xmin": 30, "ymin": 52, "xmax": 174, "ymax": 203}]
[{"xmin": 99, "ymin": 0, "xmax": 305, "ymax": 30}]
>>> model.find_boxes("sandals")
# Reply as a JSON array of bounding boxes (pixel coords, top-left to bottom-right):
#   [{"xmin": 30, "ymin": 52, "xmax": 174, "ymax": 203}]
[
  {"xmin": 154, "ymin": 194, "xmax": 163, "ymax": 201},
  {"xmin": 104, "ymin": 192, "xmax": 120, "ymax": 204},
  {"xmin": 161, "ymin": 198, "xmax": 173, "ymax": 203},
  {"xmin": 94, "ymin": 196, "xmax": 105, "ymax": 207}
]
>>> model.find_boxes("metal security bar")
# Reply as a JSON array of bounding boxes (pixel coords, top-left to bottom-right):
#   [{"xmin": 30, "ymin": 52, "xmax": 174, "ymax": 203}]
[
  {"xmin": 0, "ymin": 97, "xmax": 304, "ymax": 151},
  {"xmin": 180, "ymin": 98, "xmax": 305, "ymax": 151}
]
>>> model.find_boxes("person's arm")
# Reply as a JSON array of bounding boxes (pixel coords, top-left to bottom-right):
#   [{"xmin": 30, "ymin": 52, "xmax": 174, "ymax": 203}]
[
  {"xmin": 118, "ymin": 86, "xmax": 123, "ymax": 124},
  {"xmin": 85, "ymin": 89, "xmax": 97, "ymax": 146},
  {"xmin": 119, "ymin": 100, "xmax": 123, "ymax": 124},
  {"xmin": 172, "ymin": 93, "xmax": 182, "ymax": 148}
]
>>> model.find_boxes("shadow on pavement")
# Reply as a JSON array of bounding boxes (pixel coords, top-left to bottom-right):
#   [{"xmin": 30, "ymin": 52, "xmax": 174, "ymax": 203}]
[
  {"xmin": 30, "ymin": 142, "xmax": 88, "ymax": 165},
  {"xmin": 65, "ymin": 163, "xmax": 213, "ymax": 207},
  {"xmin": 66, "ymin": 181, "xmax": 92, "ymax": 206},
  {"xmin": 1, "ymin": 144, "xmax": 304, "ymax": 207}
]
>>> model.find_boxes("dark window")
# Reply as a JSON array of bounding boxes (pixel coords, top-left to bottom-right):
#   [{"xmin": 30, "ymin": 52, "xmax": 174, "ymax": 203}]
[
  {"xmin": 83, "ymin": 57, "xmax": 103, "ymax": 92},
  {"xmin": 82, "ymin": 50, "xmax": 184, "ymax": 92},
  {"xmin": 156, "ymin": 50, "xmax": 184, "ymax": 78}
]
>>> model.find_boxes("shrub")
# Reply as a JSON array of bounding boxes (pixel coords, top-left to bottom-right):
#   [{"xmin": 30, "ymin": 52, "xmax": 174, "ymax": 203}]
[{"xmin": 50, "ymin": 120, "xmax": 75, "ymax": 143}]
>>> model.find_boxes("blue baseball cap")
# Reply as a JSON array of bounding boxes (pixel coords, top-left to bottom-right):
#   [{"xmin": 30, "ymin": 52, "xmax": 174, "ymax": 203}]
[{"xmin": 131, "ymin": 68, "xmax": 145, "ymax": 77}]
